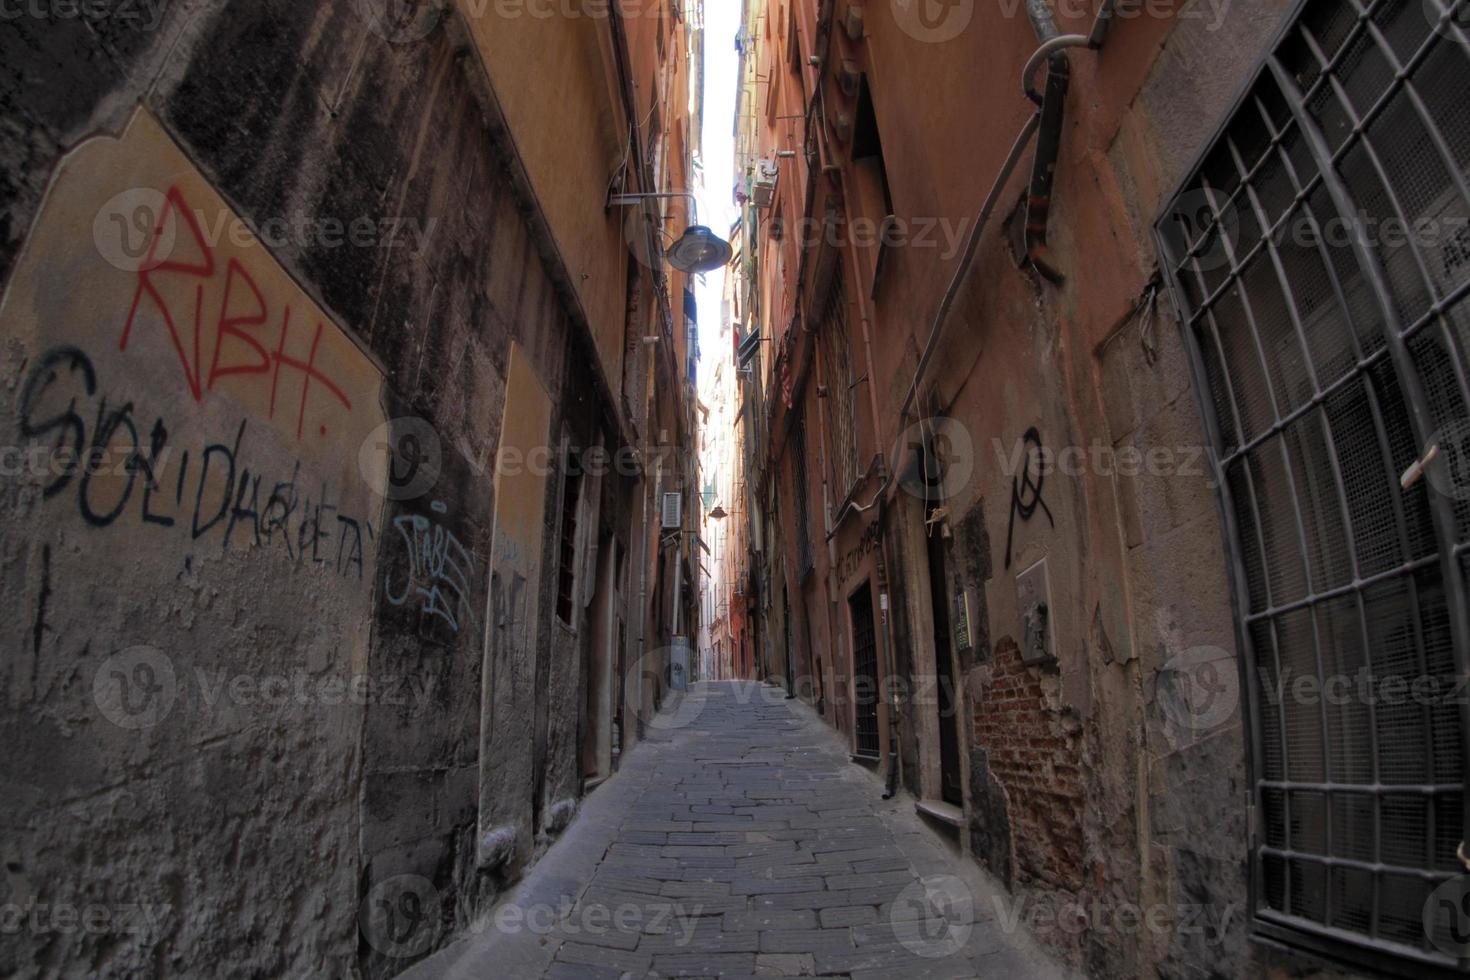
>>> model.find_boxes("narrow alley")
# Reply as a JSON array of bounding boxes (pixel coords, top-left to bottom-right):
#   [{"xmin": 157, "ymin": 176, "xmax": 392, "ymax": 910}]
[
  {"xmin": 4, "ymin": 0, "xmax": 1470, "ymax": 978},
  {"xmin": 407, "ymin": 681, "xmax": 1069, "ymax": 980}
]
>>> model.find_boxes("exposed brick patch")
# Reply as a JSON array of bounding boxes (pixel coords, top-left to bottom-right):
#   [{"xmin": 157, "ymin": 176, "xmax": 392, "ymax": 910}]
[{"xmin": 972, "ymin": 636, "xmax": 1086, "ymax": 960}]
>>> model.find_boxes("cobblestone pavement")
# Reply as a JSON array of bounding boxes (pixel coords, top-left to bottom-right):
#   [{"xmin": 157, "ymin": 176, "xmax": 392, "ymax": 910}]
[{"xmin": 409, "ymin": 681, "xmax": 1071, "ymax": 980}]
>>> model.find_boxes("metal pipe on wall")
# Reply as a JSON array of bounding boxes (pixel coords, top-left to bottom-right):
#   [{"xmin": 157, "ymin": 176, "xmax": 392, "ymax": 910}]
[
  {"xmin": 832, "ymin": 111, "xmax": 1043, "ymax": 529},
  {"xmin": 832, "ymin": 0, "xmax": 1117, "ymax": 528}
]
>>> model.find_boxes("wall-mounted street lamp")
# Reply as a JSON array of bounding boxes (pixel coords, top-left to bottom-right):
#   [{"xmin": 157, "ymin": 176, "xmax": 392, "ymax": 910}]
[
  {"xmin": 608, "ymin": 191, "xmax": 734, "ymax": 274},
  {"xmin": 707, "ymin": 505, "xmax": 728, "ymax": 521}
]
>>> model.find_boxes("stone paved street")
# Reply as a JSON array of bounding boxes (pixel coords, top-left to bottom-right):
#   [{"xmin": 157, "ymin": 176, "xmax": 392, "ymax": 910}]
[{"xmin": 411, "ymin": 682, "xmax": 1071, "ymax": 980}]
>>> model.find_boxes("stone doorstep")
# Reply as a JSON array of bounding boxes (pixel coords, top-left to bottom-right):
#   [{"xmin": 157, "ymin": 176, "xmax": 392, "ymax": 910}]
[{"xmin": 913, "ymin": 799, "xmax": 964, "ymax": 828}]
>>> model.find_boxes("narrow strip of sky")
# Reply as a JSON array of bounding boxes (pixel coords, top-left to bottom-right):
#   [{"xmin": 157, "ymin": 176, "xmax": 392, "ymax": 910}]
[{"xmin": 695, "ymin": 0, "xmax": 741, "ymax": 390}]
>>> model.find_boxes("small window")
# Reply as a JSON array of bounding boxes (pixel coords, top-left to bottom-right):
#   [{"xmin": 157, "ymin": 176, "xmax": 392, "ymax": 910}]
[{"xmin": 851, "ymin": 76, "xmax": 893, "ymax": 217}]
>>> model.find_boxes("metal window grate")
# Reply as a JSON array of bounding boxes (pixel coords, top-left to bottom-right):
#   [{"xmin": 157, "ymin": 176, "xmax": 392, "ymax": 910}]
[
  {"xmin": 1157, "ymin": 0, "xmax": 1470, "ymax": 971},
  {"xmin": 850, "ymin": 582, "xmax": 881, "ymax": 758}
]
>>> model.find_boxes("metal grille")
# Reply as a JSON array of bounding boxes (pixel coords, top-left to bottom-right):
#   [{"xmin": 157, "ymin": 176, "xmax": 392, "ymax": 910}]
[
  {"xmin": 1157, "ymin": 0, "xmax": 1470, "ymax": 970},
  {"xmin": 850, "ymin": 582, "xmax": 881, "ymax": 758},
  {"xmin": 819, "ymin": 268, "xmax": 862, "ymax": 495}
]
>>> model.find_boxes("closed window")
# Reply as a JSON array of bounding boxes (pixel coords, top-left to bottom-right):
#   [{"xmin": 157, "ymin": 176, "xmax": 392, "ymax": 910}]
[{"xmin": 1158, "ymin": 0, "xmax": 1470, "ymax": 971}]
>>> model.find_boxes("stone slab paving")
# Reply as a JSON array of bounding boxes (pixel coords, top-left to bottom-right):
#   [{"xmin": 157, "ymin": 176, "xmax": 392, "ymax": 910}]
[{"xmin": 406, "ymin": 681, "xmax": 1075, "ymax": 980}]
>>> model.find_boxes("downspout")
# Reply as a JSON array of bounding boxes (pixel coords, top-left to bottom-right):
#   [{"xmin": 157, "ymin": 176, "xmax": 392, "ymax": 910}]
[
  {"xmin": 1021, "ymin": 0, "xmax": 1077, "ymax": 283},
  {"xmin": 831, "ymin": 0, "xmax": 1116, "ymax": 530},
  {"xmin": 876, "ymin": 507, "xmax": 903, "ymax": 799},
  {"xmin": 810, "ymin": 324, "xmax": 844, "ymax": 722},
  {"xmin": 831, "ymin": 111, "xmax": 1042, "ymax": 529}
]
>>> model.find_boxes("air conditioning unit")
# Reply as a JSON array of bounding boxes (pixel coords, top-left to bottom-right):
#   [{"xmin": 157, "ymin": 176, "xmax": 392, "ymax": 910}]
[
  {"xmin": 662, "ymin": 492, "xmax": 683, "ymax": 530},
  {"xmin": 751, "ymin": 159, "xmax": 778, "ymax": 208}
]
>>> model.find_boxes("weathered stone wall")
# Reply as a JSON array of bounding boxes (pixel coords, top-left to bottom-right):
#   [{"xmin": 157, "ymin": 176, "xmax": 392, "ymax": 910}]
[
  {"xmin": 740, "ymin": 0, "xmax": 1374, "ymax": 977},
  {"xmin": 0, "ymin": 2, "xmax": 643, "ymax": 976}
]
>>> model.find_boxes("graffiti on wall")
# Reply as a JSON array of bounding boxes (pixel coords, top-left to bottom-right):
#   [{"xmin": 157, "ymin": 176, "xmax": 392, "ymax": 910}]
[
  {"xmin": 836, "ymin": 520, "xmax": 883, "ymax": 586},
  {"xmin": 0, "ymin": 108, "xmax": 388, "ymax": 583},
  {"xmin": 1004, "ymin": 427, "xmax": 1054, "ymax": 570},
  {"xmin": 385, "ymin": 501, "xmax": 477, "ymax": 634},
  {"xmin": 117, "ymin": 183, "xmax": 355, "ymax": 439},
  {"xmin": 18, "ymin": 345, "xmax": 374, "ymax": 578}
]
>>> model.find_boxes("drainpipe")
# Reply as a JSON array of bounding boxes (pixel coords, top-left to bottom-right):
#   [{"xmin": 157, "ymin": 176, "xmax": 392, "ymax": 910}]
[
  {"xmin": 832, "ymin": 0, "xmax": 1116, "ymax": 529},
  {"xmin": 831, "ymin": 111, "xmax": 1042, "ymax": 529},
  {"xmin": 1021, "ymin": 0, "xmax": 1075, "ymax": 283},
  {"xmin": 876, "ymin": 517, "xmax": 904, "ymax": 799},
  {"xmin": 809, "ymin": 329, "xmax": 844, "ymax": 719},
  {"xmin": 1021, "ymin": 0, "xmax": 1117, "ymax": 281}
]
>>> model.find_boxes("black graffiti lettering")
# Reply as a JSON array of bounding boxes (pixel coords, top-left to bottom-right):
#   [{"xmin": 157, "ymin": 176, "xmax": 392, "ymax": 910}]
[
  {"xmin": 79, "ymin": 401, "xmax": 139, "ymax": 527},
  {"xmin": 139, "ymin": 418, "xmax": 175, "ymax": 527},
  {"xmin": 313, "ymin": 498, "xmax": 337, "ymax": 565},
  {"xmin": 263, "ymin": 462, "xmax": 302, "ymax": 561},
  {"xmin": 225, "ymin": 471, "xmax": 262, "ymax": 549},
  {"xmin": 175, "ymin": 449, "xmax": 190, "ymax": 506},
  {"xmin": 16, "ymin": 346, "xmax": 373, "ymax": 583},
  {"xmin": 1004, "ymin": 427, "xmax": 1055, "ymax": 570},
  {"xmin": 18, "ymin": 346, "xmax": 96, "ymax": 499},
  {"xmin": 192, "ymin": 420, "xmax": 245, "ymax": 540},
  {"xmin": 337, "ymin": 516, "xmax": 365, "ymax": 580},
  {"xmin": 389, "ymin": 430, "xmax": 425, "ymax": 491}
]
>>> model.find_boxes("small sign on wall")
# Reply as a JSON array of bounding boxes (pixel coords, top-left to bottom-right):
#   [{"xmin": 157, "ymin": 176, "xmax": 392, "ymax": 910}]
[
  {"xmin": 953, "ymin": 589, "xmax": 974, "ymax": 655},
  {"xmin": 1016, "ymin": 557, "xmax": 1056, "ymax": 667}
]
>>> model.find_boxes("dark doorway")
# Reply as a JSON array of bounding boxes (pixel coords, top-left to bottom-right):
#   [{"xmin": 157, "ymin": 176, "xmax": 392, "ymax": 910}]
[
  {"xmin": 923, "ymin": 436, "xmax": 963, "ymax": 807},
  {"xmin": 850, "ymin": 583, "xmax": 881, "ymax": 759},
  {"xmin": 783, "ymin": 586, "xmax": 794, "ymax": 696},
  {"xmin": 926, "ymin": 523, "xmax": 963, "ymax": 806}
]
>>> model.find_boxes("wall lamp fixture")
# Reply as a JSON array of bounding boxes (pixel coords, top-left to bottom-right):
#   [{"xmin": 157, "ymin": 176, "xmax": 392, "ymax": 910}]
[{"xmin": 608, "ymin": 191, "xmax": 734, "ymax": 274}]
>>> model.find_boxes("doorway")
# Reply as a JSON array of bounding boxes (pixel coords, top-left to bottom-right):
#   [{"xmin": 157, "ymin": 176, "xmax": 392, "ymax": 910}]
[
  {"xmin": 925, "ymin": 519, "xmax": 963, "ymax": 807},
  {"xmin": 849, "ymin": 583, "xmax": 881, "ymax": 759}
]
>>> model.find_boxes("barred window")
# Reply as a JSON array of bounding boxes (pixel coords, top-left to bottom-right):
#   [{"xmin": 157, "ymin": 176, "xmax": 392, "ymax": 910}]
[{"xmin": 1157, "ymin": 0, "xmax": 1470, "ymax": 970}]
